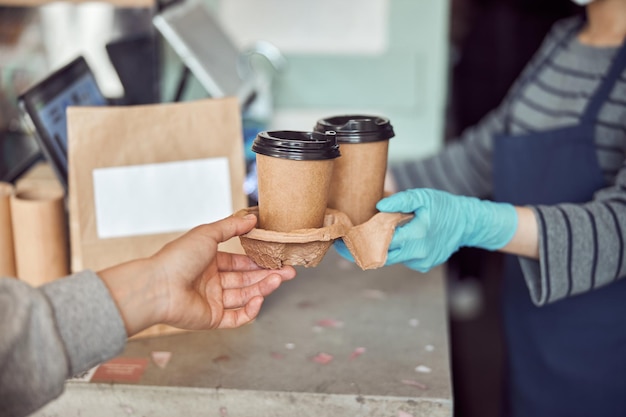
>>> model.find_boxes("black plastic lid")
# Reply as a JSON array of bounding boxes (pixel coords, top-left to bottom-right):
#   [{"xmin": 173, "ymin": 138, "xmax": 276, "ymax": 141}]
[
  {"xmin": 314, "ymin": 115, "xmax": 395, "ymax": 144},
  {"xmin": 252, "ymin": 130, "xmax": 340, "ymax": 161}
]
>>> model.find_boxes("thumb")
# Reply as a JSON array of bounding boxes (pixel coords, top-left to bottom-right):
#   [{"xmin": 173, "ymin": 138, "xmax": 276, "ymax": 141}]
[
  {"xmin": 377, "ymin": 189, "xmax": 426, "ymax": 213},
  {"xmin": 212, "ymin": 213, "xmax": 258, "ymax": 244}
]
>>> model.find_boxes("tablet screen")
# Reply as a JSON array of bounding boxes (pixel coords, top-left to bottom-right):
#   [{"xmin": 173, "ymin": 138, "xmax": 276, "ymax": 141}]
[
  {"xmin": 19, "ymin": 56, "xmax": 107, "ymax": 189},
  {"xmin": 33, "ymin": 71, "xmax": 106, "ymax": 153}
]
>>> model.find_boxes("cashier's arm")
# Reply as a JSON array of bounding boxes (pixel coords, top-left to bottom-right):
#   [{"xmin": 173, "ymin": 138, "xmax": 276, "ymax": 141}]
[
  {"xmin": 499, "ymin": 206, "xmax": 539, "ymax": 259},
  {"xmin": 99, "ymin": 214, "xmax": 296, "ymax": 337},
  {"xmin": 384, "ymin": 171, "xmax": 539, "ymax": 260}
]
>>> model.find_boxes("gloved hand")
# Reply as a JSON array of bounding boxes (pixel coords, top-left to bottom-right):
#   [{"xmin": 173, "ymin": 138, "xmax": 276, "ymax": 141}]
[
  {"xmin": 333, "ymin": 239, "xmax": 355, "ymax": 262},
  {"xmin": 378, "ymin": 188, "xmax": 518, "ymax": 272}
]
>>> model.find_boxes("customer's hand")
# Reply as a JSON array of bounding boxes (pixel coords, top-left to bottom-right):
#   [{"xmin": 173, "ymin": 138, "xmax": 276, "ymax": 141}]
[
  {"xmin": 378, "ymin": 188, "xmax": 518, "ymax": 272},
  {"xmin": 99, "ymin": 214, "xmax": 296, "ymax": 336}
]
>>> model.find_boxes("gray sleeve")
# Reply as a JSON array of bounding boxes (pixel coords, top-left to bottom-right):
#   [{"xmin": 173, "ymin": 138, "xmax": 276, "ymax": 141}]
[
  {"xmin": 0, "ymin": 270, "xmax": 127, "ymax": 417},
  {"xmin": 520, "ymin": 166, "xmax": 626, "ymax": 305},
  {"xmin": 389, "ymin": 21, "xmax": 564, "ymax": 197},
  {"xmin": 391, "ymin": 105, "xmax": 504, "ymax": 198}
]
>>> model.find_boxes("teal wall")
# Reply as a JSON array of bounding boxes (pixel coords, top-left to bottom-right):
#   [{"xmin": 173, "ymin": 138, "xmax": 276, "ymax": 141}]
[{"xmin": 162, "ymin": 0, "xmax": 450, "ymax": 161}]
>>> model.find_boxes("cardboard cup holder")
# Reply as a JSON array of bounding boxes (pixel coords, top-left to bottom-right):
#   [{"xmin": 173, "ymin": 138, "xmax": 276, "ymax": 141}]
[
  {"xmin": 237, "ymin": 207, "xmax": 412, "ymax": 270},
  {"xmin": 340, "ymin": 211, "xmax": 413, "ymax": 270},
  {"xmin": 237, "ymin": 207, "xmax": 348, "ymax": 269},
  {"xmin": 246, "ymin": 117, "xmax": 404, "ymax": 270}
]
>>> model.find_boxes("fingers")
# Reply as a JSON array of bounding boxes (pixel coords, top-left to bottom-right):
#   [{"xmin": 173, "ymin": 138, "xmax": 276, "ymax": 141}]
[
  {"xmin": 385, "ymin": 238, "xmax": 428, "ymax": 265},
  {"xmin": 218, "ymin": 296, "xmax": 264, "ymax": 329},
  {"xmin": 385, "ymin": 247, "xmax": 431, "ymax": 273},
  {"xmin": 222, "ymin": 273, "xmax": 283, "ymax": 309},
  {"xmin": 216, "ymin": 251, "xmax": 264, "ymax": 272},
  {"xmin": 377, "ymin": 190, "xmax": 422, "ymax": 213},
  {"xmin": 404, "ymin": 259, "xmax": 431, "ymax": 273},
  {"xmin": 217, "ymin": 271, "xmax": 289, "ymax": 328},
  {"xmin": 387, "ymin": 219, "xmax": 427, "ymax": 251},
  {"xmin": 220, "ymin": 265, "xmax": 296, "ymax": 289},
  {"xmin": 384, "ymin": 247, "xmax": 406, "ymax": 265},
  {"xmin": 215, "ymin": 251, "xmax": 297, "ymax": 278},
  {"xmin": 333, "ymin": 240, "xmax": 355, "ymax": 262}
]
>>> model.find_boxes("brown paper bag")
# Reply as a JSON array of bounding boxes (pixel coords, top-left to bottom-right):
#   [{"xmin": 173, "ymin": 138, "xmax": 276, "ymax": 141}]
[
  {"xmin": 67, "ymin": 97, "xmax": 247, "ymax": 272},
  {"xmin": 67, "ymin": 97, "xmax": 247, "ymax": 337},
  {"xmin": 0, "ymin": 182, "xmax": 16, "ymax": 278}
]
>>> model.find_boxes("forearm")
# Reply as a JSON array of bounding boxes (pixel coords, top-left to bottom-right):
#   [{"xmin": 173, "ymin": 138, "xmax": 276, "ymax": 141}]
[
  {"xmin": 98, "ymin": 257, "xmax": 167, "ymax": 337},
  {"xmin": 500, "ymin": 206, "xmax": 539, "ymax": 259},
  {"xmin": 0, "ymin": 273, "xmax": 126, "ymax": 417},
  {"xmin": 521, "ymin": 198, "xmax": 626, "ymax": 305},
  {"xmin": 390, "ymin": 106, "xmax": 506, "ymax": 197}
]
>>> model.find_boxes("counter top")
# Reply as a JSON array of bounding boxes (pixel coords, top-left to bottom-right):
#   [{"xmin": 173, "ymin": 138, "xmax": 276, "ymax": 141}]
[{"xmin": 34, "ymin": 251, "xmax": 452, "ymax": 417}]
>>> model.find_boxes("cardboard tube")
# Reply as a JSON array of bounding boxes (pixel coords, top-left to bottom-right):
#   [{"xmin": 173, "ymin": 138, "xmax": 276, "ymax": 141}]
[
  {"xmin": 256, "ymin": 154, "xmax": 335, "ymax": 232},
  {"xmin": 11, "ymin": 186, "xmax": 69, "ymax": 286},
  {"xmin": 0, "ymin": 182, "xmax": 16, "ymax": 278},
  {"xmin": 328, "ymin": 140, "xmax": 389, "ymax": 225}
]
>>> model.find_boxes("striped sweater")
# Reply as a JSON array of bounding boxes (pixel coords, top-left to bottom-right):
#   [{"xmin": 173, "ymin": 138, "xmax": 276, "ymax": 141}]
[{"xmin": 391, "ymin": 17, "xmax": 626, "ymax": 306}]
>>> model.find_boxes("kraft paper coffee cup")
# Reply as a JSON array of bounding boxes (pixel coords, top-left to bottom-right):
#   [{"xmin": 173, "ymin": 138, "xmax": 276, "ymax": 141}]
[
  {"xmin": 252, "ymin": 130, "xmax": 340, "ymax": 232},
  {"xmin": 314, "ymin": 115, "xmax": 394, "ymax": 225}
]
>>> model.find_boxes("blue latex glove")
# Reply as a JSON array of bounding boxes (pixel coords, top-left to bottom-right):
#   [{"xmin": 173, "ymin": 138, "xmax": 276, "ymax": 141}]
[
  {"xmin": 378, "ymin": 188, "xmax": 518, "ymax": 272},
  {"xmin": 333, "ymin": 239, "xmax": 355, "ymax": 262}
]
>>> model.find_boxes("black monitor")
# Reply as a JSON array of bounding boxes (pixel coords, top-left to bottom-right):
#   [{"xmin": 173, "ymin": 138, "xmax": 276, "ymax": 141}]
[
  {"xmin": 0, "ymin": 129, "xmax": 41, "ymax": 184},
  {"xmin": 106, "ymin": 32, "xmax": 161, "ymax": 105},
  {"xmin": 18, "ymin": 56, "xmax": 108, "ymax": 191}
]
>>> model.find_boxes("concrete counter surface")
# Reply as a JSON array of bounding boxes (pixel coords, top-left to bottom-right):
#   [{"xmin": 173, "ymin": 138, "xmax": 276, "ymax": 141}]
[{"xmin": 35, "ymin": 252, "xmax": 452, "ymax": 417}]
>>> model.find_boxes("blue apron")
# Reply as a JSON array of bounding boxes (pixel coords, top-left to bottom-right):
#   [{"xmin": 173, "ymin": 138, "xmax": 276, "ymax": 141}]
[{"xmin": 493, "ymin": 24, "xmax": 626, "ymax": 417}]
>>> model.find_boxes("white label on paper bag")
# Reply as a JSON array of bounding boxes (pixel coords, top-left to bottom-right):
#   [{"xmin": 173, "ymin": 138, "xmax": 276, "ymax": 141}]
[{"xmin": 93, "ymin": 158, "xmax": 232, "ymax": 239}]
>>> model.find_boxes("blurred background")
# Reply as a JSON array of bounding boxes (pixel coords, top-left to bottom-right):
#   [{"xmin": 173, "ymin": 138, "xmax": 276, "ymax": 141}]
[{"xmin": 0, "ymin": 1, "xmax": 581, "ymax": 416}]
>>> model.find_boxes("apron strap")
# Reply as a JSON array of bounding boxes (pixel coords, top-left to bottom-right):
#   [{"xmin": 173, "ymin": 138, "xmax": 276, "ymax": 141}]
[{"xmin": 581, "ymin": 39, "xmax": 626, "ymax": 123}]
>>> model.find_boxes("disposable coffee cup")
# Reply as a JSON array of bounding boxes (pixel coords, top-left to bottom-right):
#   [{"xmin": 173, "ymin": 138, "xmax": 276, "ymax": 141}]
[
  {"xmin": 314, "ymin": 115, "xmax": 394, "ymax": 225},
  {"xmin": 252, "ymin": 130, "xmax": 340, "ymax": 232}
]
